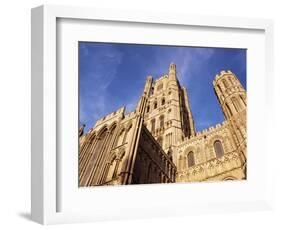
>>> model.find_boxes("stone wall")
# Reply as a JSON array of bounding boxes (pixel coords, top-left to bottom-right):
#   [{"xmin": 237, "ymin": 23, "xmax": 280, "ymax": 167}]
[{"xmin": 132, "ymin": 126, "xmax": 176, "ymax": 184}]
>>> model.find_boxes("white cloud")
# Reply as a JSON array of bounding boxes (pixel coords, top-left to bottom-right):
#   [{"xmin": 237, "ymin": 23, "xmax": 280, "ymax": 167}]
[
  {"xmin": 143, "ymin": 47, "xmax": 214, "ymax": 85},
  {"xmin": 79, "ymin": 44, "xmax": 123, "ymax": 128}
]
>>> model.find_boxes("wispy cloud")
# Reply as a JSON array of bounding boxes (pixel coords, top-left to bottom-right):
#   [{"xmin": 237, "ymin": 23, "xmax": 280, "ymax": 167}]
[
  {"xmin": 79, "ymin": 43, "xmax": 123, "ymax": 129},
  {"xmin": 79, "ymin": 43, "xmax": 246, "ymax": 133},
  {"xmin": 143, "ymin": 46, "xmax": 215, "ymax": 85}
]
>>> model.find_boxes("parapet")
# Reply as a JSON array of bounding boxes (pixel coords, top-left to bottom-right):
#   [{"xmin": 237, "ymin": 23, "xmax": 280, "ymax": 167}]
[
  {"xmin": 124, "ymin": 110, "xmax": 137, "ymax": 119},
  {"xmin": 95, "ymin": 106, "xmax": 125, "ymax": 126},
  {"xmin": 191, "ymin": 120, "xmax": 228, "ymax": 139},
  {"xmin": 214, "ymin": 69, "xmax": 234, "ymax": 82},
  {"xmin": 155, "ymin": 74, "xmax": 168, "ymax": 82},
  {"xmin": 215, "ymin": 123, "xmax": 221, "ymax": 128}
]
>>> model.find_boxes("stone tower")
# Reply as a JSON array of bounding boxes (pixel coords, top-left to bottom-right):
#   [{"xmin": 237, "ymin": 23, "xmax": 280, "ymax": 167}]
[
  {"xmin": 213, "ymin": 70, "xmax": 247, "ymax": 161},
  {"xmin": 79, "ymin": 64, "xmax": 247, "ymax": 187},
  {"xmin": 141, "ymin": 63, "xmax": 195, "ymax": 159}
]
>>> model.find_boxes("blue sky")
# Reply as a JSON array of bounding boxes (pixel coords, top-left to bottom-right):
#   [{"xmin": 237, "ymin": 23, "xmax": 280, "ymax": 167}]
[{"xmin": 79, "ymin": 42, "xmax": 246, "ymax": 132}]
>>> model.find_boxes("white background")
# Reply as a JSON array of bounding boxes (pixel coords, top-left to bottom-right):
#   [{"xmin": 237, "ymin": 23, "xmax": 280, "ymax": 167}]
[
  {"xmin": 0, "ymin": 0, "xmax": 280, "ymax": 229},
  {"xmin": 58, "ymin": 17, "xmax": 267, "ymax": 216}
]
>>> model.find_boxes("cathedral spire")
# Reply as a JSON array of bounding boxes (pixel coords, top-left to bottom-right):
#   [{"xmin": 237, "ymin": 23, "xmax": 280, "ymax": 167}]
[
  {"xmin": 168, "ymin": 62, "xmax": 177, "ymax": 81},
  {"xmin": 136, "ymin": 75, "xmax": 153, "ymax": 114}
]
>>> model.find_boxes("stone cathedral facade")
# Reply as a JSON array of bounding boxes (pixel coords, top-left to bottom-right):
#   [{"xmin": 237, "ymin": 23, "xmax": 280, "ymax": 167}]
[{"xmin": 79, "ymin": 63, "xmax": 247, "ymax": 187}]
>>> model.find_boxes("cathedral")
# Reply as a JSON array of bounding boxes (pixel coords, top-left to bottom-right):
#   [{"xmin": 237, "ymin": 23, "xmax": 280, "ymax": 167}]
[{"xmin": 79, "ymin": 63, "xmax": 247, "ymax": 186}]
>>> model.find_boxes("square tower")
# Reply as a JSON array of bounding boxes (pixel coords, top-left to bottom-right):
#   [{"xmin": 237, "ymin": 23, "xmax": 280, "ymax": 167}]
[{"xmin": 140, "ymin": 63, "xmax": 195, "ymax": 155}]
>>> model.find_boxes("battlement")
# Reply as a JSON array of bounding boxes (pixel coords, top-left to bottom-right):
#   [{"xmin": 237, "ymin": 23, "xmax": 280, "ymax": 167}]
[
  {"xmin": 124, "ymin": 110, "xmax": 137, "ymax": 119},
  {"xmin": 213, "ymin": 70, "xmax": 234, "ymax": 85},
  {"xmin": 155, "ymin": 74, "xmax": 168, "ymax": 82},
  {"xmin": 95, "ymin": 107, "xmax": 125, "ymax": 126},
  {"xmin": 205, "ymin": 120, "xmax": 227, "ymax": 133},
  {"xmin": 184, "ymin": 120, "xmax": 228, "ymax": 141}
]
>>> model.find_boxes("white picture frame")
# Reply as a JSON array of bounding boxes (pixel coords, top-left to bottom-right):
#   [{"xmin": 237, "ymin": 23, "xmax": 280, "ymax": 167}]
[{"xmin": 31, "ymin": 5, "xmax": 274, "ymax": 225}]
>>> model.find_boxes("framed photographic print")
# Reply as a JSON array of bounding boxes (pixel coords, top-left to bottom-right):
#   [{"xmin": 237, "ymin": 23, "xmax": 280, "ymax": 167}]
[{"xmin": 31, "ymin": 5, "xmax": 274, "ymax": 225}]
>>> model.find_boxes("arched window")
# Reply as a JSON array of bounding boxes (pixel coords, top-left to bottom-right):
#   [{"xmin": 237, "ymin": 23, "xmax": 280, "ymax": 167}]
[
  {"xmin": 106, "ymin": 156, "xmax": 117, "ymax": 181},
  {"xmin": 122, "ymin": 124, "xmax": 132, "ymax": 145},
  {"xmin": 229, "ymin": 76, "xmax": 235, "ymax": 85},
  {"xmin": 94, "ymin": 128, "xmax": 107, "ymax": 155},
  {"xmin": 80, "ymin": 133, "xmax": 96, "ymax": 160},
  {"xmin": 226, "ymin": 103, "xmax": 232, "ymax": 116},
  {"xmin": 159, "ymin": 115, "xmax": 165, "ymax": 128},
  {"xmin": 154, "ymin": 101, "xmax": 157, "ymax": 109},
  {"xmin": 115, "ymin": 128, "xmax": 125, "ymax": 147},
  {"xmin": 222, "ymin": 79, "xmax": 228, "ymax": 88},
  {"xmin": 232, "ymin": 97, "xmax": 241, "ymax": 112},
  {"xmin": 151, "ymin": 119, "xmax": 156, "ymax": 133},
  {"xmin": 240, "ymin": 95, "xmax": 246, "ymax": 106},
  {"xmin": 214, "ymin": 140, "xmax": 224, "ymax": 158},
  {"xmin": 217, "ymin": 84, "xmax": 222, "ymax": 94},
  {"xmin": 150, "ymin": 87, "xmax": 154, "ymax": 96},
  {"xmin": 146, "ymin": 105, "xmax": 150, "ymax": 113},
  {"xmin": 157, "ymin": 83, "xmax": 163, "ymax": 91},
  {"xmin": 161, "ymin": 98, "xmax": 165, "ymax": 105},
  {"xmin": 107, "ymin": 125, "xmax": 116, "ymax": 149},
  {"xmin": 80, "ymin": 127, "xmax": 108, "ymax": 186},
  {"xmin": 157, "ymin": 136, "xmax": 163, "ymax": 148},
  {"xmin": 187, "ymin": 151, "xmax": 195, "ymax": 167},
  {"xmin": 165, "ymin": 133, "xmax": 172, "ymax": 148}
]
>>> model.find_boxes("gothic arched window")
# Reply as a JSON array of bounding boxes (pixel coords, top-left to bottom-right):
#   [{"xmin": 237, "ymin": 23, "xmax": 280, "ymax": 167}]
[
  {"xmin": 217, "ymin": 84, "xmax": 222, "ymax": 94},
  {"xmin": 232, "ymin": 97, "xmax": 241, "ymax": 112},
  {"xmin": 113, "ymin": 127, "xmax": 125, "ymax": 147},
  {"xmin": 165, "ymin": 133, "xmax": 172, "ymax": 148},
  {"xmin": 157, "ymin": 83, "xmax": 163, "ymax": 91},
  {"xmin": 229, "ymin": 76, "xmax": 235, "ymax": 85},
  {"xmin": 122, "ymin": 124, "xmax": 132, "ymax": 145},
  {"xmin": 146, "ymin": 105, "xmax": 150, "ymax": 113},
  {"xmin": 214, "ymin": 140, "xmax": 224, "ymax": 158},
  {"xmin": 150, "ymin": 87, "xmax": 154, "ymax": 96},
  {"xmin": 161, "ymin": 98, "xmax": 165, "ymax": 105},
  {"xmin": 107, "ymin": 125, "xmax": 116, "ymax": 149},
  {"xmin": 106, "ymin": 155, "xmax": 117, "ymax": 181},
  {"xmin": 151, "ymin": 119, "xmax": 156, "ymax": 133},
  {"xmin": 159, "ymin": 115, "xmax": 164, "ymax": 128},
  {"xmin": 187, "ymin": 151, "xmax": 195, "ymax": 167},
  {"xmin": 222, "ymin": 79, "xmax": 228, "ymax": 88},
  {"xmin": 80, "ymin": 133, "xmax": 96, "ymax": 160},
  {"xmin": 95, "ymin": 128, "xmax": 107, "ymax": 154},
  {"xmin": 226, "ymin": 103, "xmax": 232, "ymax": 116},
  {"xmin": 154, "ymin": 101, "xmax": 157, "ymax": 109},
  {"xmin": 240, "ymin": 95, "xmax": 246, "ymax": 106},
  {"xmin": 80, "ymin": 127, "xmax": 108, "ymax": 186}
]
